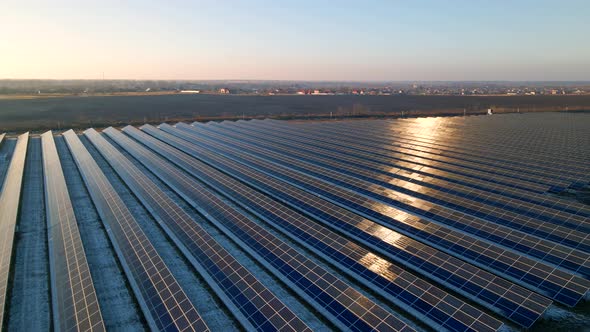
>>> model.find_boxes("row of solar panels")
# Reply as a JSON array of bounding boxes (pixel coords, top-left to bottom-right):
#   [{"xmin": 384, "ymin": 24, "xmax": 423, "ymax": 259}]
[{"xmin": 0, "ymin": 116, "xmax": 588, "ymax": 331}]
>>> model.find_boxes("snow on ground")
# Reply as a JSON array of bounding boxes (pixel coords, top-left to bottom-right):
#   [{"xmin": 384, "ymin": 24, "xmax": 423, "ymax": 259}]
[
  {"xmin": 531, "ymin": 302, "xmax": 590, "ymax": 332},
  {"xmin": 8, "ymin": 138, "xmax": 50, "ymax": 331}
]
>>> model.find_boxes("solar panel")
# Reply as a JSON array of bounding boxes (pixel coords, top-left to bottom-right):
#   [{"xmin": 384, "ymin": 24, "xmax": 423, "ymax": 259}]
[
  {"xmin": 166, "ymin": 124, "xmax": 590, "ymax": 307},
  {"xmin": 84, "ymin": 128, "xmax": 311, "ymax": 332},
  {"xmin": 115, "ymin": 126, "xmax": 419, "ymax": 332},
  {"xmin": 142, "ymin": 124, "xmax": 553, "ymax": 329},
  {"xmin": 61, "ymin": 130, "xmax": 209, "ymax": 332},
  {"xmin": 0, "ymin": 132, "xmax": 28, "ymax": 328},
  {"xmin": 41, "ymin": 131, "xmax": 106, "ymax": 332}
]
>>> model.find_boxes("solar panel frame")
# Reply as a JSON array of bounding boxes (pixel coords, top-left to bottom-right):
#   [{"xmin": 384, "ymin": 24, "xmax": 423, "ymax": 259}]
[
  {"xmin": 62, "ymin": 130, "xmax": 209, "ymax": 332},
  {"xmin": 280, "ymin": 119, "xmax": 590, "ymax": 189},
  {"xmin": 41, "ymin": 131, "xmax": 106, "ymax": 332},
  {"xmin": 0, "ymin": 132, "xmax": 28, "ymax": 329}
]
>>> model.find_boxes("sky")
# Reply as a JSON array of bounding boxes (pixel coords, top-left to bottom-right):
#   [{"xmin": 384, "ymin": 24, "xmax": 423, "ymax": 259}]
[{"xmin": 1, "ymin": 0, "xmax": 589, "ymax": 81}]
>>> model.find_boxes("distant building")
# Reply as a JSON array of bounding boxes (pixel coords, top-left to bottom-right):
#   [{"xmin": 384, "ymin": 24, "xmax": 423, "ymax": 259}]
[
  {"xmin": 180, "ymin": 90, "xmax": 200, "ymax": 94},
  {"xmin": 219, "ymin": 88, "xmax": 230, "ymax": 94}
]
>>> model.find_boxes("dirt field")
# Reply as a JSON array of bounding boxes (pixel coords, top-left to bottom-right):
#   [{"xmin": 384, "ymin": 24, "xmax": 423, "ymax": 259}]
[{"xmin": 1, "ymin": 93, "xmax": 589, "ymax": 132}]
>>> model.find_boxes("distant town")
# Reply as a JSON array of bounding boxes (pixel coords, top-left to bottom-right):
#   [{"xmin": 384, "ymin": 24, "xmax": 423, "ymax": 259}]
[{"xmin": 1, "ymin": 79, "xmax": 589, "ymax": 98}]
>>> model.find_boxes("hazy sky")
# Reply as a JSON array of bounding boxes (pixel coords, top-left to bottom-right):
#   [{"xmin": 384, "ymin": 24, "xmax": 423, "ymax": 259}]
[{"xmin": 1, "ymin": 0, "xmax": 589, "ymax": 81}]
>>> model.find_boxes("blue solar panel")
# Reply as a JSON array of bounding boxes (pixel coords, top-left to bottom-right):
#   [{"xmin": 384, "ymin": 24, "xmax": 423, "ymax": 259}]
[
  {"xmin": 0, "ymin": 132, "xmax": 28, "ymax": 328},
  {"xmin": 41, "ymin": 131, "xmax": 105, "ymax": 332}
]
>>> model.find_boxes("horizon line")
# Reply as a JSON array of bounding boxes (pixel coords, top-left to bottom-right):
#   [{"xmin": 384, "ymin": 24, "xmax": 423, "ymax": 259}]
[{"xmin": 2, "ymin": 78, "xmax": 590, "ymax": 83}]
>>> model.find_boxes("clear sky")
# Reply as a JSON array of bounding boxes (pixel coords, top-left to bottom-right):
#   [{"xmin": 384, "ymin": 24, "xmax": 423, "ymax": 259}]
[{"xmin": 1, "ymin": 0, "xmax": 589, "ymax": 81}]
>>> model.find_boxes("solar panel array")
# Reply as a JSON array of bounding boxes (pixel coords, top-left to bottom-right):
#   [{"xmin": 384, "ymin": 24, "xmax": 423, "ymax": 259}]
[
  {"xmin": 173, "ymin": 122, "xmax": 589, "ymax": 306},
  {"xmin": 85, "ymin": 128, "xmax": 311, "ymax": 332},
  {"xmin": 41, "ymin": 131, "xmax": 105, "ymax": 332},
  {"xmin": 62, "ymin": 130, "xmax": 209, "ymax": 331},
  {"xmin": 0, "ymin": 132, "xmax": 28, "ymax": 329},
  {"xmin": 146, "ymin": 123, "xmax": 548, "ymax": 328},
  {"xmin": 116, "ymin": 125, "xmax": 417, "ymax": 332},
  {"xmin": 1, "ymin": 112, "xmax": 589, "ymax": 331}
]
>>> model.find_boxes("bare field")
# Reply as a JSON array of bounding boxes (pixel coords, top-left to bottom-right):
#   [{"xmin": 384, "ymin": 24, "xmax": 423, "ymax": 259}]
[{"xmin": 1, "ymin": 93, "xmax": 589, "ymax": 132}]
